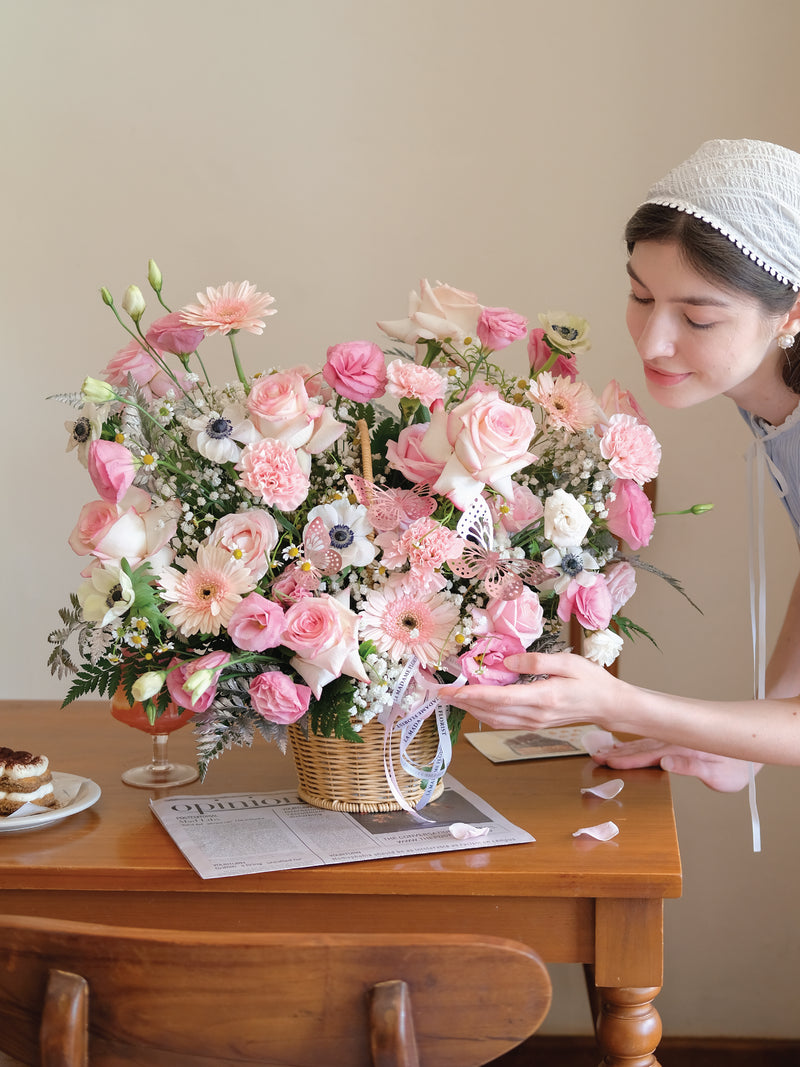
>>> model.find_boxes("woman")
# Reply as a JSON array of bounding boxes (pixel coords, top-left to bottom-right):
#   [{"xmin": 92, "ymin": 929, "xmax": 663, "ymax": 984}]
[{"xmin": 440, "ymin": 138, "xmax": 800, "ymax": 800}]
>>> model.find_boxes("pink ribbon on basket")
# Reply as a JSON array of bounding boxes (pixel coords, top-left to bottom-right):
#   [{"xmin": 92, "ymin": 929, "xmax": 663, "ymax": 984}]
[{"xmin": 378, "ymin": 656, "xmax": 453, "ymax": 822}]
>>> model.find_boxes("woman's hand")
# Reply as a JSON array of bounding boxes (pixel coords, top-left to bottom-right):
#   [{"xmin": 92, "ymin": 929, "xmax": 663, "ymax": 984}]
[
  {"xmin": 438, "ymin": 650, "xmax": 624, "ymax": 731},
  {"xmin": 591, "ymin": 738, "xmax": 757, "ymax": 793}
]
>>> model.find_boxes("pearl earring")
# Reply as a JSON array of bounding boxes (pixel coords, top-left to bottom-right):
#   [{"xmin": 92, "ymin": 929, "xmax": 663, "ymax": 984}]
[{"xmin": 777, "ymin": 333, "xmax": 796, "ymax": 350}]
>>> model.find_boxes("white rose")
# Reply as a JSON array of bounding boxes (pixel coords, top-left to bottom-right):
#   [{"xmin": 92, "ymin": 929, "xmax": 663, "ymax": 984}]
[
  {"xmin": 377, "ymin": 279, "xmax": 482, "ymax": 344},
  {"xmin": 583, "ymin": 629, "xmax": 624, "ymax": 668},
  {"xmin": 544, "ymin": 488, "xmax": 592, "ymax": 547}
]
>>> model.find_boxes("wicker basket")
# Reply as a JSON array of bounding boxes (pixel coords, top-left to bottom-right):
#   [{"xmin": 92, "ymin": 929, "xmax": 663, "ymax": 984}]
[{"xmin": 288, "ymin": 718, "xmax": 445, "ymax": 813}]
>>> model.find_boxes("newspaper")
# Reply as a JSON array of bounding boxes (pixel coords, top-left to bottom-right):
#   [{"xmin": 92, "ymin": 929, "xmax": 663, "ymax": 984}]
[{"xmin": 150, "ymin": 775, "xmax": 533, "ymax": 880}]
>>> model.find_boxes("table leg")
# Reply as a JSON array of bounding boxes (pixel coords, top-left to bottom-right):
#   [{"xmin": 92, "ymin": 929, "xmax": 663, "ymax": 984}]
[{"xmin": 594, "ymin": 985, "xmax": 662, "ymax": 1066}]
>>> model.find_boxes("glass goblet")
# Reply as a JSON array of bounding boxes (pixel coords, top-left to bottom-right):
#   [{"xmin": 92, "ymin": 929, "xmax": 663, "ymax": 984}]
[{"xmin": 110, "ymin": 689, "xmax": 200, "ymax": 789}]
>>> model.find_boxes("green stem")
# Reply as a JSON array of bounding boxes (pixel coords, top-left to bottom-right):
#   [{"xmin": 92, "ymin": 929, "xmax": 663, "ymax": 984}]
[{"xmin": 228, "ymin": 331, "xmax": 249, "ymax": 391}]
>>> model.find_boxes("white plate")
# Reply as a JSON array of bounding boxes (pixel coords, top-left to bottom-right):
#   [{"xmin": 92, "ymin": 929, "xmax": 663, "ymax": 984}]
[{"xmin": 0, "ymin": 771, "xmax": 101, "ymax": 833}]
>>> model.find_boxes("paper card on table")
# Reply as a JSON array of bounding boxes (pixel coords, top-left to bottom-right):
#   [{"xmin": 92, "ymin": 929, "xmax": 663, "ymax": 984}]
[
  {"xmin": 150, "ymin": 775, "xmax": 535, "ymax": 880},
  {"xmin": 465, "ymin": 726, "xmax": 593, "ymax": 763}
]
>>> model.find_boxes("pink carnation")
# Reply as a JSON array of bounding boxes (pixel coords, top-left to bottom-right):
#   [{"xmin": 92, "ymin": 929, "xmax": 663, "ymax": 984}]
[
  {"xmin": 527, "ymin": 328, "xmax": 578, "ymax": 381},
  {"xmin": 227, "ymin": 593, "xmax": 285, "ymax": 651},
  {"xmin": 235, "ymin": 438, "xmax": 310, "ymax": 511},
  {"xmin": 378, "ymin": 516, "xmax": 464, "ymax": 574},
  {"xmin": 606, "ymin": 479, "xmax": 655, "ymax": 550},
  {"xmin": 249, "ymin": 670, "xmax": 311, "ymax": 725},
  {"xmin": 477, "ymin": 307, "xmax": 528, "ymax": 350},
  {"xmin": 323, "ymin": 341, "xmax": 387, "ymax": 402},
  {"xmin": 600, "ymin": 414, "xmax": 661, "ymax": 485},
  {"xmin": 385, "ymin": 360, "xmax": 446, "ymax": 406}
]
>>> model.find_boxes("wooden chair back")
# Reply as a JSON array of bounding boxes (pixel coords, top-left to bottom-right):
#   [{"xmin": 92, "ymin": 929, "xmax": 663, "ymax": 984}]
[{"xmin": 0, "ymin": 915, "xmax": 551, "ymax": 1066}]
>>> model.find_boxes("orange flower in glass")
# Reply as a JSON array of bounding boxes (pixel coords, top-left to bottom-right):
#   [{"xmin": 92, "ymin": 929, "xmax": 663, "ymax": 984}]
[{"xmin": 180, "ymin": 281, "xmax": 276, "ymax": 336}]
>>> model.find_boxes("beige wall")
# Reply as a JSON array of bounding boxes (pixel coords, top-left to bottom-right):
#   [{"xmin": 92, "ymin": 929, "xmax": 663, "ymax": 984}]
[{"xmin": 3, "ymin": 0, "xmax": 799, "ymax": 1038}]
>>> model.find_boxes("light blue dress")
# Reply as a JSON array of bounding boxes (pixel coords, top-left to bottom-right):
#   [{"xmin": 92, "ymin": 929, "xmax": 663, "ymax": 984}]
[{"xmin": 739, "ymin": 401, "xmax": 800, "ymax": 538}]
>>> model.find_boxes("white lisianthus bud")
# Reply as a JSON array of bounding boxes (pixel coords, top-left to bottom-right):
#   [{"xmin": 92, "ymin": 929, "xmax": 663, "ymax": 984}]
[
  {"xmin": 583, "ymin": 629, "xmax": 624, "ymax": 668},
  {"xmin": 81, "ymin": 376, "xmax": 117, "ymax": 404},
  {"xmin": 100, "ymin": 286, "xmax": 114, "ymax": 307},
  {"xmin": 183, "ymin": 668, "xmax": 217, "ymax": 704},
  {"xmin": 122, "ymin": 284, "xmax": 146, "ymax": 322},
  {"xmin": 131, "ymin": 671, "xmax": 167, "ymax": 703},
  {"xmin": 147, "ymin": 259, "xmax": 162, "ymax": 293}
]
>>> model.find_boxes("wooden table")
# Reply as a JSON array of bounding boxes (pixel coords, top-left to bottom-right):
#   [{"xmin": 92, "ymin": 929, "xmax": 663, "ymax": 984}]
[{"xmin": 0, "ymin": 700, "xmax": 681, "ymax": 1066}]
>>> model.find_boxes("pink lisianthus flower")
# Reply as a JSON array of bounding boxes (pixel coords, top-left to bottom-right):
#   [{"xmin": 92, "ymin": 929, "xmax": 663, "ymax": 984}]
[
  {"xmin": 420, "ymin": 392, "xmax": 537, "ymax": 510},
  {"xmin": 460, "ymin": 634, "xmax": 526, "ymax": 685},
  {"xmin": 599, "ymin": 413, "xmax": 661, "ymax": 485},
  {"xmin": 102, "ymin": 339, "xmax": 193, "ymax": 402},
  {"xmin": 68, "ymin": 487, "xmax": 177, "ymax": 574},
  {"xmin": 248, "ymin": 671, "xmax": 311, "ymax": 725},
  {"xmin": 166, "ymin": 650, "xmax": 231, "ymax": 712},
  {"xmin": 556, "ymin": 575, "xmax": 613, "ymax": 631},
  {"xmin": 598, "ymin": 379, "xmax": 649, "ymax": 426},
  {"xmin": 246, "ymin": 370, "xmax": 345, "ymax": 453},
  {"xmin": 385, "ymin": 360, "xmax": 446, "ymax": 406},
  {"xmin": 527, "ymin": 327, "xmax": 578, "ymax": 381},
  {"xmin": 235, "ymin": 438, "xmax": 311, "ymax": 511},
  {"xmin": 386, "ymin": 424, "xmax": 446, "ymax": 486},
  {"xmin": 606, "ymin": 479, "xmax": 655, "ymax": 550},
  {"xmin": 377, "ymin": 279, "xmax": 482, "ymax": 346},
  {"xmin": 207, "ymin": 509, "xmax": 279, "ymax": 580},
  {"xmin": 145, "ymin": 312, "xmax": 205, "ymax": 356},
  {"xmin": 87, "ymin": 439, "xmax": 135, "ymax": 504},
  {"xmin": 227, "ymin": 593, "xmax": 285, "ymax": 651},
  {"xmin": 270, "ymin": 564, "xmax": 315, "ymax": 605},
  {"xmin": 603, "ymin": 561, "xmax": 638, "ymax": 615},
  {"xmin": 323, "ymin": 342, "xmax": 387, "ymax": 402},
  {"xmin": 476, "ymin": 307, "xmax": 528, "ymax": 350},
  {"xmin": 179, "ymin": 281, "xmax": 276, "ymax": 336},
  {"xmin": 281, "ymin": 594, "xmax": 368, "ymax": 698},
  {"xmin": 488, "ymin": 484, "xmax": 544, "ymax": 534}
]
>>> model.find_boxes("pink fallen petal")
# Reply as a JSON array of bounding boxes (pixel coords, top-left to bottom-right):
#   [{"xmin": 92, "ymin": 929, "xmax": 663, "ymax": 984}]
[
  {"xmin": 449, "ymin": 822, "xmax": 492, "ymax": 840},
  {"xmin": 572, "ymin": 821, "xmax": 619, "ymax": 841},
  {"xmin": 580, "ymin": 779, "xmax": 625, "ymax": 800}
]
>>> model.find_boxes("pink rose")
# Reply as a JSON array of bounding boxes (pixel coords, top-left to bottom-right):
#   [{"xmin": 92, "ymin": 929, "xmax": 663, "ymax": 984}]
[
  {"xmin": 145, "ymin": 312, "xmax": 205, "ymax": 356},
  {"xmin": 208, "ymin": 509, "xmax": 279, "ymax": 580},
  {"xmin": 489, "ymin": 484, "xmax": 544, "ymax": 533},
  {"xmin": 281, "ymin": 594, "xmax": 368, "ymax": 697},
  {"xmin": 246, "ymin": 370, "xmax": 344, "ymax": 453},
  {"xmin": 606, "ymin": 479, "xmax": 655, "ymax": 550},
  {"xmin": 600, "ymin": 414, "xmax": 661, "ymax": 485},
  {"xmin": 227, "ymin": 593, "xmax": 285, "ymax": 651},
  {"xmin": 378, "ymin": 280, "xmax": 482, "ymax": 346},
  {"xmin": 484, "ymin": 587, "xmax": 544, "ymax": 646},
  {"xmin": 386, "ymin": 424, "xmax": 446, "ymax": 486},
  {"xmin": 68, "ymin": 487, "xmax": 177, "ymax": 572},
  {"xmin": 527, "ymin": 328, "xmax": 578, "ymax": 381},
  {"xmin": 248, "ymin": 671, "xmax": 311, "ymax": 724},
  {"xmin": 421, "ymin": 391, "xmax": 537, "ymax": 509},
  {"xmin": 557, "ymin": 576, "xmax": 613, "ymax": 631},
  {"xmin": 166, "ymin": 651, "xmax": 231, "ymax": 712},
  {"xmin": 323, "ymin": 342, "xmax": 387, "ymax": 402},
  {"xmin": 271, "ymin": 564, "xmax": 315, "ymax": 605},
  {"xmin": 87, "ymin": 439, "xmax": 136, "ymax": 504},
  {"xmin": 235, "ymin": 438, "xmax": 310, "ymax": 511},
  {"xmin": 460, "ymin": 635, "xmax": 526, "ymax": 685},
  {"xmin": 603, "ymin": 561, "xmax": 638, "ymax": 614},
  {"xmin": 102, "ymin": 339, "xmax": 193, "ymax": 401},
  {"xmin": 385, "ymin": 360, "xmax": 446, "ymax": 406},
  {"xmin": 477, "ymin": 307, "xmax": 528, "ymax": 350}
]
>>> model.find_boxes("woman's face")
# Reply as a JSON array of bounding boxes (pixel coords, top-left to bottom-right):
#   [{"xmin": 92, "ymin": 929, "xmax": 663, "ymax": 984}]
[{"xmin": 625, "ymin": 240, "xmax": 784, "ymax": 410}]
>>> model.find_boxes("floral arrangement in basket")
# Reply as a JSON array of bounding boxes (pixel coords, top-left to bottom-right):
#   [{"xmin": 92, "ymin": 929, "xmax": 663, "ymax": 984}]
[{"xmin": 47, "ymin": 266, "xmax": 693, "ymax": 791}]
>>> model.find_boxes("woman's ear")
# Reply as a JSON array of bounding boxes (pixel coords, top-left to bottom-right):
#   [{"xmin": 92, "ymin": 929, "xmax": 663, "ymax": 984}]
[{"xmin": 779, "ymin": 293, "xmax": 800, "ymax": 338}]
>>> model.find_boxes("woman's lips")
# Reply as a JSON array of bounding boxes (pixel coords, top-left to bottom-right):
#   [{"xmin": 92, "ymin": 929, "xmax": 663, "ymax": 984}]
[{"xmin": 644, "ymin": 365, "xmax": 691, "ymax": 386}]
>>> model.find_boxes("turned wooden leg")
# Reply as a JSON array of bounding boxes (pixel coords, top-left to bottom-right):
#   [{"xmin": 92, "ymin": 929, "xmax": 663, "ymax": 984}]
[{"xmin": 595, "ymin": 985, "xmax": 662, "ymax": 1066}]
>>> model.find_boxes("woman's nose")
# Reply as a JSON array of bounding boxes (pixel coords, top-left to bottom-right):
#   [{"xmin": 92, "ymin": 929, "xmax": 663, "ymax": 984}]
[{"xmin": 636, "ymin": 311, "xmax": 676, "ymax": 360}]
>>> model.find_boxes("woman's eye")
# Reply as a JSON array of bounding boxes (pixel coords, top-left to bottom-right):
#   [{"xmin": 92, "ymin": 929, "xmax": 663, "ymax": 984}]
[
  {"xmin": 685, "ymin": 315, "xmax": 714, "ymax": 330},
  {"xmin": 628, "ymin": 291, "xmax": 652, "ymax": 305}
]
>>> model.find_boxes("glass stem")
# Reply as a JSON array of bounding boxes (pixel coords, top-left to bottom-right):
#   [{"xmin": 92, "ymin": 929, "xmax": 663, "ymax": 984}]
[{"xmin": 151, "ymin": 734, "xmax": 171, "ymax": 773}]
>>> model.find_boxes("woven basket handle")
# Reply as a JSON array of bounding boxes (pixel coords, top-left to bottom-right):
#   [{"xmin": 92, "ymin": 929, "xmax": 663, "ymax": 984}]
[{"xmin": 356, "ymin": 419, "xmax": 373, "ymax": 482}]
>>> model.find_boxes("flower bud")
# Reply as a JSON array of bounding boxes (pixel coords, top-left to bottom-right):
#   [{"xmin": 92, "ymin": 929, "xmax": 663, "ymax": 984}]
[
  {"xmin": 131, "ymin": 671, "xmax": 166, "ymax": 703},
  {"xmin": 100, "ymin": 286, "xmax": 114, "ymax": 307},
  {"xmin": 147, "ymin": 259, "xmax": 163, "ymax": 293},
  {"xmin": 690, "ymin": 503, "xmax": 714, "ymax": 515},
  {"xmin": 122, "ymin": 284, "xmax": 146, "ymax": 322},
  {"xmin": 183, "ymin": 668, "xmax": 217, "ymax": 703},
  {"xmin": 81, "ymin": 376, "xmax": 116, "ymax": 404}
]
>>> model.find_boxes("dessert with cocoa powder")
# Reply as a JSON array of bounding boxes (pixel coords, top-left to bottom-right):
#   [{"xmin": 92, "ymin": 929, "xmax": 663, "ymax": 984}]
[{"xmin": 0, "ymin": 747, "xmax": 56, "ymax": 815}]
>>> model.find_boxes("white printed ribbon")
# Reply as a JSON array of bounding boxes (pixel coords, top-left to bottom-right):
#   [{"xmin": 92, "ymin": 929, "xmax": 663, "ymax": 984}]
[{"xmin": 378, "ymin": 656, "xmax": 454, "ymax": 823}]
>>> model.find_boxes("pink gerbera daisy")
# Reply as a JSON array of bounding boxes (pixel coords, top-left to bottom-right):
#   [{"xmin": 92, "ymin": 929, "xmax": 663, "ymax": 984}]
[
  {"xmin": 159, "ymin": 544, "xmax": 256, "ymax": 636},
  {"xmin": 179, "ymin": 281, "xmax": 276, "ymax": 336},
  {"xmin": 359, "ymin": 585, "xmax": 459, "ymax": 668},
  {"xmin": 527, "ymin": 371, "xmax": 603, "ymax": 432}
]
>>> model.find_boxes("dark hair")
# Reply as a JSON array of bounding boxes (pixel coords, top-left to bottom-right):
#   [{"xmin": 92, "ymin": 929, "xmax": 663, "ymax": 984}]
[{"xmin": 625, "ymin": 204, "xmax": 800, "ymax": 393}]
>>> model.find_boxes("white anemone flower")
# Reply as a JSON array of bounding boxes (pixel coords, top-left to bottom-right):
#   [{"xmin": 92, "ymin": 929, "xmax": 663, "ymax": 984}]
[
  {"xmin": 65, "ymin": 403, "xmax": 106, "ymax": 467},
  {"xmin": 185, "ymin": 404, "xmax": 260, "ymax": 463},
  {"xmin": 306, "ymin": 498, "xmax": 376, "ymax": 568},
  {"xmin": 77, "ymin": 562, "xmax": 135, "ymax": 625},
  {"xmin": 540, "ymin": 544, "xmax": 599, "ymax": 594}
]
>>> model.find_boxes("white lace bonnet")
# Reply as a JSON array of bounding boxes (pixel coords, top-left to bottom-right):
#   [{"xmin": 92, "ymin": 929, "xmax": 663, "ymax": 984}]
[{"xmin": 645, "ymin": 138, "xmax": 800, "ymax": 292}]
